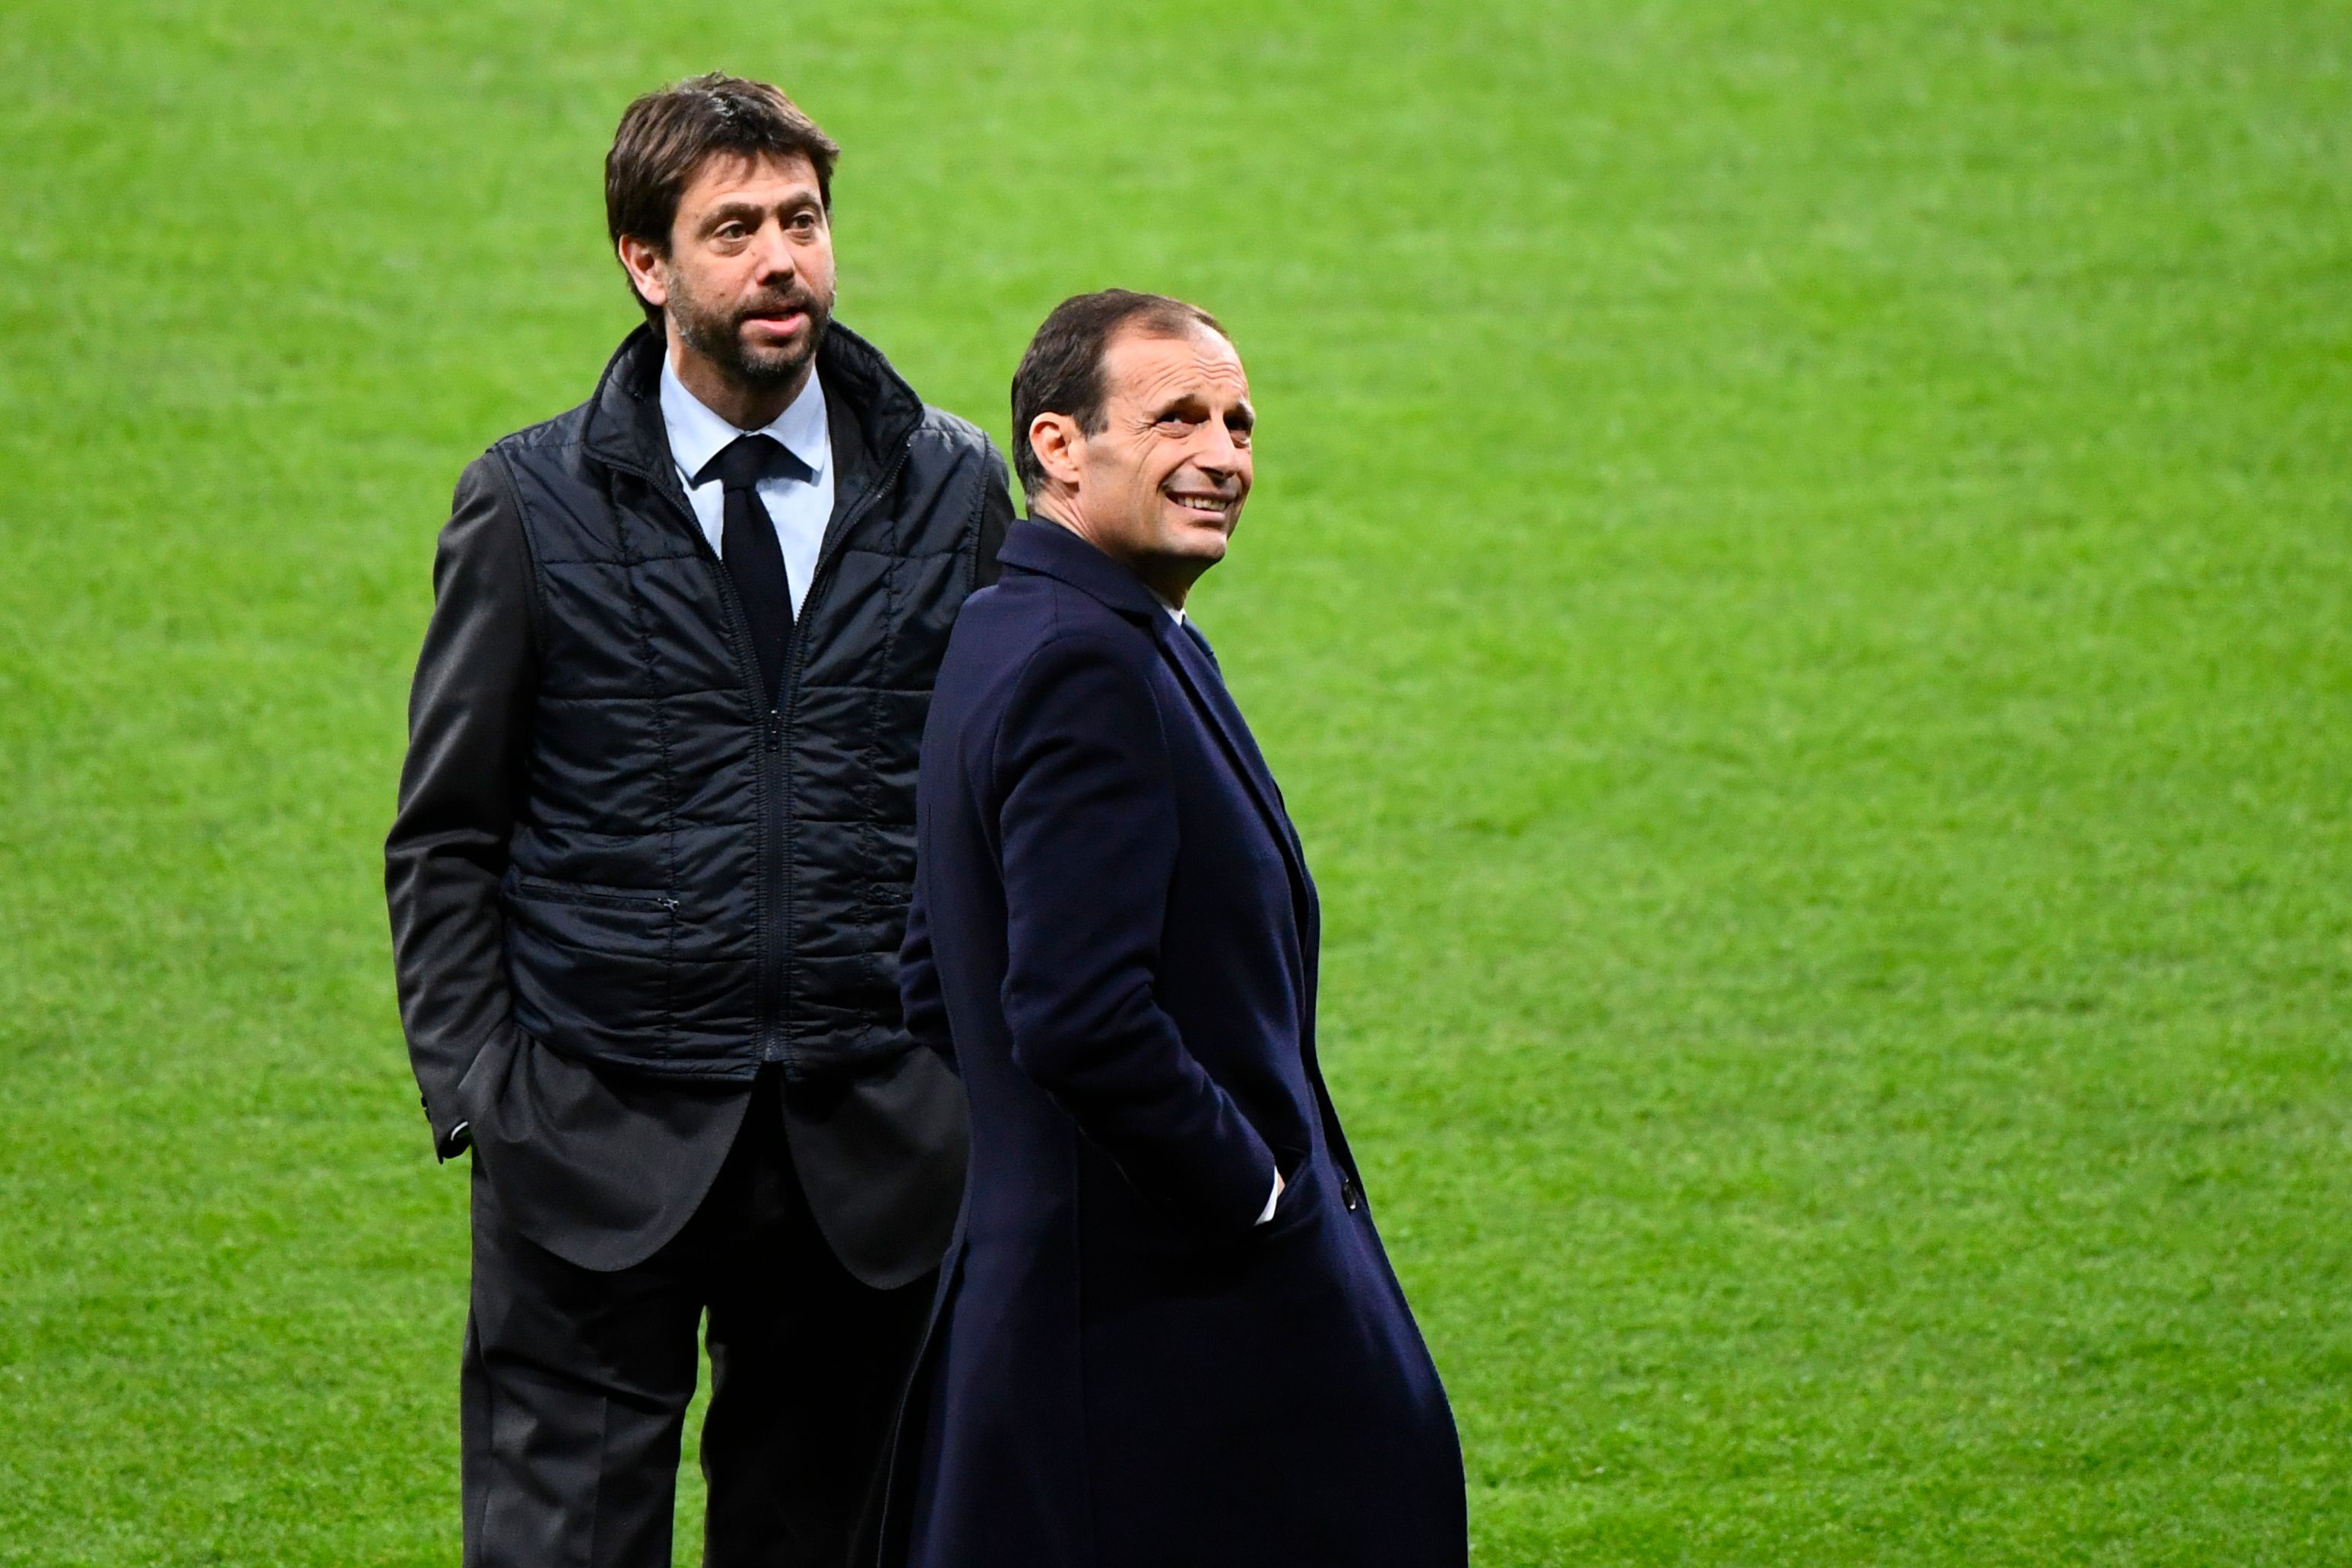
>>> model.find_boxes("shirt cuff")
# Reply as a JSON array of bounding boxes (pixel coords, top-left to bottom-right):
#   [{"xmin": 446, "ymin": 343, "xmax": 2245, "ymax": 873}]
[{"xmin": 1254, "ymin": 1172, "xmax": 1282, "ymax": 1225}]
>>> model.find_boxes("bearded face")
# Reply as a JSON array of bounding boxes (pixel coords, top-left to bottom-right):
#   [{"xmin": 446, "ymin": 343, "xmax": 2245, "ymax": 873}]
[
  {"xmin": 664, "ymin": 243, "xmax": 835, "ymax": 389},
  {"xmin": 621, "ymin": 149, "xmax": 842, "ymax": 407}
]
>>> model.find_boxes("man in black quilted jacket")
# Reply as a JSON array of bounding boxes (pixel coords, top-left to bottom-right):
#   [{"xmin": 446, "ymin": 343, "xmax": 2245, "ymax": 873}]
[{"xmin": 384, "ymin": 74, "xmax": 1010, "ymax": 1567}]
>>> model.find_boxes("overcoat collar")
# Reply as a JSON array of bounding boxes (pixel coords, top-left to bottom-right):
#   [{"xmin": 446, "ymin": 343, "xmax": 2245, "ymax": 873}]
[{"xmin": 994, "ymin": 518, "xmax": 1165, "ymax": 619}]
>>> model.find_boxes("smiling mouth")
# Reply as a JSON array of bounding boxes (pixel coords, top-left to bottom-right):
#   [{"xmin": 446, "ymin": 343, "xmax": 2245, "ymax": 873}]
[{"xmin": 1165, "ymin": 490, "xmax": 1235, "ymax": 515}]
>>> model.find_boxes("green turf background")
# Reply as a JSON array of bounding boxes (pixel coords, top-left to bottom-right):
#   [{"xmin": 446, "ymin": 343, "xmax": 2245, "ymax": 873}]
[{"xmin": 3, "ymin": 0, "xmax": 2347, "ymax": 1561}]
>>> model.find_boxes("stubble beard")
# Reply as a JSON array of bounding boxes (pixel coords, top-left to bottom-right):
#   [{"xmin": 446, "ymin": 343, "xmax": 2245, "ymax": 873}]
[{"xmin": 667, "ymin": 269, "xmax": 835, "ymax": 393}]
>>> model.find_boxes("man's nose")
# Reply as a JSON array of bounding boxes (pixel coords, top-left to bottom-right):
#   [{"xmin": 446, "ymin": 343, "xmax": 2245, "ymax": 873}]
[
  {"xmin": 750, "ymin": 220, "xmax": 799, "ymax": 281},
  {"xmin": 1193, "ymin": 420, "xmax": 1245, "ymax": 479}
]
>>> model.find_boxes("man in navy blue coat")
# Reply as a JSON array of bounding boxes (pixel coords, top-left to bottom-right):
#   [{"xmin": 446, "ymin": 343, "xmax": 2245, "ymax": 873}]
[{"xmin": 885, "ymin": 290, "xmax": 1466, "ymax": 1566}]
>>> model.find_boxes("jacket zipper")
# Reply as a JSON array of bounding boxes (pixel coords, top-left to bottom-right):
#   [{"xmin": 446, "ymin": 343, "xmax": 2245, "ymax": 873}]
[
  {"xmin": 768, "ymin": 441, "xmax": 913, "ymax": 1073},
  {"xmin": 612, "ymin": 432, "xmax": 915, "ymax": 1075},
  {"xmin": 616, "ymin": 462, "xmax": 782, "ymax": 1064}
]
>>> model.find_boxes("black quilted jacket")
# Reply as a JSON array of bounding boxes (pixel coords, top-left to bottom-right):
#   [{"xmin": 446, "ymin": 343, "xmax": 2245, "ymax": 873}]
[{"xmin": 386, "ymin": 323, "xmax": 1010, "ymax": 1153}]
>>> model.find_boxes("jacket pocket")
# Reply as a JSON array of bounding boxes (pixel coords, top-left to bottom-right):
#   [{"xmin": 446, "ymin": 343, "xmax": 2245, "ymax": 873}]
[
  {"xmin": 509, "ymin": 873, "xmax": 679, "ymax": 912},
  {"xmin": 500, "ymin": 874, "xmax": 683, "ymax": 1050}
]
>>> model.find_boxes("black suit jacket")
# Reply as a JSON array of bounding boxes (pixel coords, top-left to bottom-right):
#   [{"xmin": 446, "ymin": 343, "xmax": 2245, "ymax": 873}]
[
  {"xmin": 887, "ymin": 520, "xmax": 1464, "ymax": 1566},
  {"xmin": 388, "ymin": 356, "xmax": 1003, "ymax": 1280}
]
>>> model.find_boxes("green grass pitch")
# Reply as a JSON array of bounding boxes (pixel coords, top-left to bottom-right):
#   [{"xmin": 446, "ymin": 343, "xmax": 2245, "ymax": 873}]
[{"xmin": 3, "ymin": 0, "xmax": 2347, "ymax": 1561}]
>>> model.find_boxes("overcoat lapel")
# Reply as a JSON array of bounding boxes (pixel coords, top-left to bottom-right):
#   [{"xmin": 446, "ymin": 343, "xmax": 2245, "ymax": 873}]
[
  {"xmin": 1155, "ymin": 619, "xmax": 1316, "ymax": 934},
  {"xmin": 993, "ymin": 520, "xmax": 1319, "ymax": 936}
]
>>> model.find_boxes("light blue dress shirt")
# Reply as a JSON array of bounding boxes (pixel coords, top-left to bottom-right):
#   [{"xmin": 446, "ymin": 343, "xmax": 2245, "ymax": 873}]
[{"xmin": 658, "ymin": 355, "xmax": 834, "ymax": 615}]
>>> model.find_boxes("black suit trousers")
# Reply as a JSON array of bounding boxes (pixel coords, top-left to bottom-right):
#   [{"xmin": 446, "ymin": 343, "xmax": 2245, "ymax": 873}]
[{"xmin": 461, "ymin": 1074, "xmax": 935, "ymax": 1568}]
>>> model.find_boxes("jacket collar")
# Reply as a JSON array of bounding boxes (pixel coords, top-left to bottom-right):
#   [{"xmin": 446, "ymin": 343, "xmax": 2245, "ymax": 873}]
[
  {"xmin": 996, "ymin": 518, "xmax": 1166, "ymax": 619},
  {"xmin": 581, "ymin": 319, "xmax": 925, "ymax": 484}
]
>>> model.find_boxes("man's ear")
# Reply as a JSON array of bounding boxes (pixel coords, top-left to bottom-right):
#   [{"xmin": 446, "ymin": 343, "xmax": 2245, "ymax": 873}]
[
  {"xmin": 1028, "ymin": 412, "xmax": 1086, "ymax": 491},
  {"xmin": 617, "ymin": 233, "xmax": 670, "ymax": 312}
]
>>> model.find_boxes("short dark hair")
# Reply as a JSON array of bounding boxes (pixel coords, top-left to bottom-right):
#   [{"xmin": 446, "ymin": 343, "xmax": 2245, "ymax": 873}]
[
  {"xmin": 605, "ymin": 73, "xmax": 842, "ymax": 330},
  {"xmin": 1010, "ymin": 290, "xmax": 1230, "ymax": 498}
]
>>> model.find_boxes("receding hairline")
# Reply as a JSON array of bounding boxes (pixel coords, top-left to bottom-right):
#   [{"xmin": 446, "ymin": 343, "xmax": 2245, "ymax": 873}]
[
  {"xmin": 1090, "ymin": 315, "xmax": 1246, "ymax": 392},
  {"xmin": 1006, "ymin": 287, "xmax": 1239, "ymax": 496}
]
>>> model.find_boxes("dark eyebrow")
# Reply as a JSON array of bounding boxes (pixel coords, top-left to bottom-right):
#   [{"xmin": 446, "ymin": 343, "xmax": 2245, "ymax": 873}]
[
  {"xmin": 1146, "ymin": 392, "xmax": 1208, "ymax": 421},
  {"xmin": 699, "ymin": 194, "xmax": 822, "ymax": 232},
  {"xmin": 700, "ymin": 201, "xmax": 764, "ymax": 231},
  {"xmin": 1146, "ymin": 391, "xmax": 1254, "ymax": 426}
]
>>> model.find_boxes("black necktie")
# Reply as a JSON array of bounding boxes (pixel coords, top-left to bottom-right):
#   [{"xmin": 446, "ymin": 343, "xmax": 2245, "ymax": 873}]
[{"xmin": 695, "ymin": 434, "xmax": 812, "ymax": 705}]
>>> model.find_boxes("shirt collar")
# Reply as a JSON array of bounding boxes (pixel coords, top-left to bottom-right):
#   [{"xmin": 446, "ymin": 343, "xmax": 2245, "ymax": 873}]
[{"xmin": 659, "ymin": 353, "xmax": 830, "ymax": 485}]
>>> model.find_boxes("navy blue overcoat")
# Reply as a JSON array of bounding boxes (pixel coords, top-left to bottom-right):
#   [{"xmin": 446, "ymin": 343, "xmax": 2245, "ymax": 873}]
[{"xmin": 883, "ymin": 519, "xmax": 1465, "ymax": 1567}]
